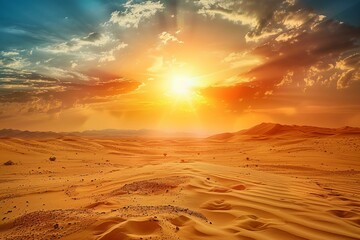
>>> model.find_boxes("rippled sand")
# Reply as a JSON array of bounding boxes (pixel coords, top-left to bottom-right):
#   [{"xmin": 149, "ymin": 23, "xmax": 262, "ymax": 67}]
[{"xmin": 1, "ymin": 129, "xmax": 360, "ymax": 239}]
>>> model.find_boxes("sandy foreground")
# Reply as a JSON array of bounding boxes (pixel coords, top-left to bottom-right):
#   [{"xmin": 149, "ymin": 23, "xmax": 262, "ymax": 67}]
[{"xmin": 1, "ymin": 131, "xmax": 360, "ymax": 239}]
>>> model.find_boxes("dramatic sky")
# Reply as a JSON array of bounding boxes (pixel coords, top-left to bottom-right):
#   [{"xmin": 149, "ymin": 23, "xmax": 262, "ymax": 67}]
[{"xmin": 0, "ymin": 0, "xmax": 359, "ymax": 133}]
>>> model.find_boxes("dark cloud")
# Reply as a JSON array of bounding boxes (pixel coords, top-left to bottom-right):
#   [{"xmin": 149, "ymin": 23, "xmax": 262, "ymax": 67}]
[
  {"xmin": 200, "ymin": 12, "xmax": 360, "ymax": 114},
  {"xmin": 201, "ymin": 79, "xmax": 360, "ymax": 122},
  {"xmin": 82, "ymin": 32, "xmax": 103, "ymax": 42},
  {"xmin": 246, "ymin": 19, "xmax": 360, "ymax": 88},
  {"xmin": 0, "ymin": 0, "xmax": 359, "ymax": 129},
  {"xmin": 196, "ymin": 0, "xmax": 300, "ymax": 40},
  {"xmin": 0, "ymin": 67, "xmax": 59, "ymax": 82},
  {"xmin": 0, "ymin": 71, "xmax": 141, "ymax": 115}
]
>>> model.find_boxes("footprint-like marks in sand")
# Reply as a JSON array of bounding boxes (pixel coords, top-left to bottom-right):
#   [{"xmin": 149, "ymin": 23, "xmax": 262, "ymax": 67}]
[
  {"xmin": 123, "ymin": 218, "xmax": 162, "ymax": 235},
  {"xmin": 327, "ymin": 209, "xmax": 360, "ymax": 226},
  {"xmin": 209, "ymin": 187, "xmax": 231, "ymax": 193},
  {"xmin": 328, "ymin": 209, "xmax": 358, "ymax": 219},
  {"xmin": 95, "ymin": 206, "xmax": 209, "ymax": 240},
  {"xmin": 93, "ymin": 217, "xmax": 162, "ymax": 240},
  {"xmin": 201, "ymin": 199, "xmax": 232, "ymax": 210},
  {"xmin": 170, "ymin": 215, "xmax": 191, "ymax": 227},
  {"xmin": 232, "ymin": 184, "xmax": 246, "ymax": 191},
  {"xmin": 235, "ymin": 215, "xmax": 269, "ymax": 231},
  {"xmin": 92, "ymin": 217, "xmax": 126, "ymax": 234},
  {"xmin": 97, "ymin": 228, "xmax": 129, "ymax": 240},
  {"xmin": 208, "ymin": 184, "xmax": 246, "ymax": 193},
  {"xmin": 97, "ymin": 217, "xmax": 162, "ymax": 240},
  {"xmin": 169, "ymin": 215, "xmax": 224, "ymax": 239}
]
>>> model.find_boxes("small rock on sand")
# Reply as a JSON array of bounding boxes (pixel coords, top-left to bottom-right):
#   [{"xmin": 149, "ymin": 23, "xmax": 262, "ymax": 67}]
[{"xmin": 4, "ymin": 160, "xmax": 15, "ymax": 166}]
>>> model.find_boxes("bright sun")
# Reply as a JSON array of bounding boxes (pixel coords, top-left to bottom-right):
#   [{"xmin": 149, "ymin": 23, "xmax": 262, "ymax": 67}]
[{"xmin": 170, "ymin": 75, "xmax": 194, "ymax": 97}]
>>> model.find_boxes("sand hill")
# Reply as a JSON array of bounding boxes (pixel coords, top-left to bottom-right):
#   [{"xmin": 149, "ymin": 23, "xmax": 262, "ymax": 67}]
[
  {"xmin": 0, "ymin": 124, "xmax": 360, "ymax": 239},
  {"xmin": 0, "ymin": 129, "xmax": 194, "ymax": 139},
  {"xmin": 209, "ymin": 123, "xmax": 360, "ymax": 141}
]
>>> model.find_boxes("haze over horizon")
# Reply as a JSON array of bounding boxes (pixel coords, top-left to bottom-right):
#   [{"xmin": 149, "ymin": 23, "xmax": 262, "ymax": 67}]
[
  {"xmin": 1, "ymin": 122, "xmax": 360, "ymax": 138},
  {"xmin": 1, "ymin": 0, "xmax": 360, "ymax": 133}
]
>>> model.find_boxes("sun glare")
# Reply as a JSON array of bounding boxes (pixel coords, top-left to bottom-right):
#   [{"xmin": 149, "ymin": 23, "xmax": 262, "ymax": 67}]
[{"xmin": 170, "ymin": 75, "xmax": 195, "ymax": 97}]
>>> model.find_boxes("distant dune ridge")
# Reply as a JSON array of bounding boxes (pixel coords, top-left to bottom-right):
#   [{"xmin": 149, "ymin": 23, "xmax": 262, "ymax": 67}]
[
  {"xmin": 208, "ymin": 122, "xmax": 360, "ymax": 140},
  {"xmin": 1, "ymin": 123, "xmax": 359, "ymax": 139},
  {"xmin": 0, "ymin": 128, "xmax": 193, "ymax": 139}
]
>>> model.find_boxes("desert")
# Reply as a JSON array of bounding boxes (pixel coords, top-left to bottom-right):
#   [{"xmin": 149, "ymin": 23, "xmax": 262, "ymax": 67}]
[
  {"xmin": 1, "ymin": 0, "xmax": 360, "ymax": 239},
  {"xmin": 1, "ymin": 123, "xmax": 360, "ymax": 240}
]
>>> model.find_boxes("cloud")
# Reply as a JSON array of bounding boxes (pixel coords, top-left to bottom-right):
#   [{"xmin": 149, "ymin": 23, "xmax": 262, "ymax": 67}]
[
  {"xmin": 82, "ymin": 32, "xmax": 103, "ymax": 42},
  {"xmin": 0, "ymin": 0, "xmax": 359, "ymax": 129},
  {"xmin": 333, "ymin": 53, "xmax": 360, "ymax": 88},
  {"xmin": 199, "ymin": 8, "xmax": 258, "ymax": 27},
  {"xmin": 32, "ymin": 66, "xmax": 97, "ymax": 82},
  {"xmin": 1, "ymin": 51, "xmax": 20, "ymax": 57},
  {"xmin": 199, "ymin": 8, "xmax": 360, "ymax": 114},
  {"xmin": 200, "ymin": 77, "xmax": 360, "ymax": 121},
  {"xmin": 98, "ymin": 42, "xmax": 128, "ymax": 63},
  {"xmin": 0, "ymin": 74, "xmax": 142, "ymax": 116},
  {"xmin": 0, "ymin": 54, "xmax": 30, "ymax": 69},
  {"xmin": 0, "ymin": 67, "xmax": 60, "ymax": 91},
  {"xmin": 98, "ymin": 54, "xmax": 116, "ymax": 63},
  {"xmin": 222, "ymin": 52, "xmax": 262, "ymax": 69},
  {"xmin": 197, "ymin": 5, "xmax": 358, "ymax": 109},
  {"xmin": 196, "ymin": 0, "xmax": 287, "ymax": 28},
  {"xmin": 195, "ymin": 0, "xmax": 326, "ymax": 43},
  {"xmin": 71, "ymin": 62, "xmax": 78, "ymax": 69},
  {"xmin": 42, "ymin": 32, "xmax": 109, "ymax": 53},
  {"xmin": 158, "ymin": 32, "xmax": 183, "ymax": 45},
  {"xmin": 109, "ymin": 0, "xmax": 164, "ymax": 28},
  {"xmin": 245, "ymin": 19, "xmax": 360, "ymax": 90}
]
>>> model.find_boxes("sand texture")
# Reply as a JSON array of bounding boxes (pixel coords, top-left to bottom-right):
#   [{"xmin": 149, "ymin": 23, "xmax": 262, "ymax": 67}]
[{"xmin": 1, "ymin": 124, "xmax": 360, "ymax": 240}]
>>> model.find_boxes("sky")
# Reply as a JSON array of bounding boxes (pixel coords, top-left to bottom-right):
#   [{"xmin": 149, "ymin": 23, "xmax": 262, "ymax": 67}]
[{"xmin": 0, "ymin": 0, "xmax": 359, "ymax": 133}]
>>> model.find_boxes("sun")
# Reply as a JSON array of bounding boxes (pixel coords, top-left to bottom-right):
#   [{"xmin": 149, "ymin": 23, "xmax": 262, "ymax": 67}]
[{"xmin": 170, "ymin": 75, "xmax": 195, "ymax": 97}]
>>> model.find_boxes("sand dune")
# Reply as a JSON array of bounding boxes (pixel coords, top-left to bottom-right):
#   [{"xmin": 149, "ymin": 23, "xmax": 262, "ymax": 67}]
[
  {"xmin": 209, "ymin": 123, "xmax": 360, "ymax": 141},
  {"xmin": 0, "ymin": 129, "xmax": 195, "ymax": 139},
  {"xmin": 1, "ymin": 125, "xmax": 360, "ymax": 239}
]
